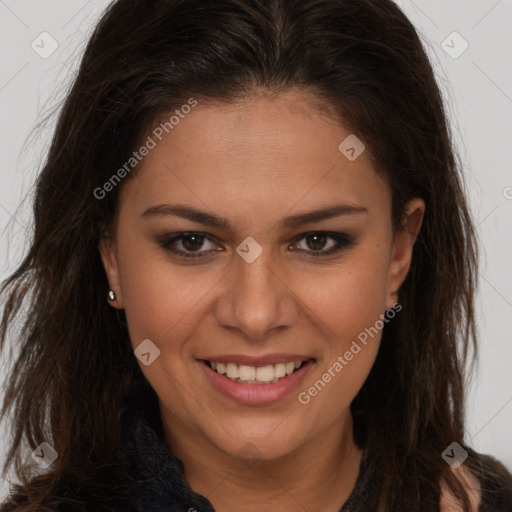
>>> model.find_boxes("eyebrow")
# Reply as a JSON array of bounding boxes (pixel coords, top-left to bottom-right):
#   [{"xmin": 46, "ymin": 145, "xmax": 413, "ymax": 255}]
[{"xmin": 141, "ymin": 203, "xmax": 368, "ymax": 230}]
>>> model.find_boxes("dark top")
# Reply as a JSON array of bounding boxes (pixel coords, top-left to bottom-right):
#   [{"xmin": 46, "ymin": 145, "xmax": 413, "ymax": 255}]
[
  {"xmin": 1, "ymin": 402, "xmax": 511, "ymax": 511},
  {"xmin": 114, "ymin": 403, "xmax": 511, "ymax": 511},
  {"xmin": 117, "ymin": 403, "xmax": 379, "ymax": 511}
]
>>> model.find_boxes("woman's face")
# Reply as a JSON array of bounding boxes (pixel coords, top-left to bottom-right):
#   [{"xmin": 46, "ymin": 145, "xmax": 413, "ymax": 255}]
[{"xmin": 100, "ymin": 89, "xmax": 424, "ymax": 461}]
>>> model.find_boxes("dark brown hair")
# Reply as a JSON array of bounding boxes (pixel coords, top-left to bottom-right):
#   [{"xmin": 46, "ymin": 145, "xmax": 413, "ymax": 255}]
[{"xmin": 1, "ymin": 0, "xmax": 511, "ymax": 510}]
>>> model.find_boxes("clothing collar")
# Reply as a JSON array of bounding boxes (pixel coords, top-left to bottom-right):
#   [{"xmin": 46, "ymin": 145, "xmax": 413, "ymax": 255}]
[
  {"xmin": 119, "ymin": 402, "xmax": 217, "ymax": 512},
  {"xmin": 118, "ymin": 401, "xmax": 377, "ymax": 512}
]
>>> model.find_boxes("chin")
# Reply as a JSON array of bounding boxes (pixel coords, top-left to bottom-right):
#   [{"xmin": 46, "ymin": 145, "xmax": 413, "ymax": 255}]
[{"xmin": 205, "ymin": 418, "xmax": 307, "ymax": 463}]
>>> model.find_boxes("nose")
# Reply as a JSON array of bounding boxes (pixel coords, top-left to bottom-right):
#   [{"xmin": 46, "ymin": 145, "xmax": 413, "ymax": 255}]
[{"xmin": 213, "ymin": 247, "xmax": 299, "ymax": 341}]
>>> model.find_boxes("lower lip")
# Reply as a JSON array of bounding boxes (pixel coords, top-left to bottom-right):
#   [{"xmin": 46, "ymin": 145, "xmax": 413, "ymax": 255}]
[{"xmin": 198, "ymin": 359, "xmax": 315, "ymax": 405}]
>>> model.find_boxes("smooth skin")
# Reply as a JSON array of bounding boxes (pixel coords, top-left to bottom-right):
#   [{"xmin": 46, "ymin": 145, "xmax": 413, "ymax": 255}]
[{"xmin": 100, "ymin": 89, "xmax": 426, "ymax": 512}]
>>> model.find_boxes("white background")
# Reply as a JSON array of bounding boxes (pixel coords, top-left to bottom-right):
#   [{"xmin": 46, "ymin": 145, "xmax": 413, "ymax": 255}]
[{"xmin": 1, "ymin": 0, "xmax": 511, "ymax": 500}]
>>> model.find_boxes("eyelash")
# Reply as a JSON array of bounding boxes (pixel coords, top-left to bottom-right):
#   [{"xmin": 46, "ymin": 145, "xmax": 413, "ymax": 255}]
[{"xmin": 157, "ymin": 231, "xmax": 355, "ymax": 260}]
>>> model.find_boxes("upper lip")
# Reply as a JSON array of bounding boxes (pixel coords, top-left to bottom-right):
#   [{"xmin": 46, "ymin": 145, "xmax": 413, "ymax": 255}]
[{"xmin": 198, "ymin": 354, "xmax": 314, "ymax": 367}]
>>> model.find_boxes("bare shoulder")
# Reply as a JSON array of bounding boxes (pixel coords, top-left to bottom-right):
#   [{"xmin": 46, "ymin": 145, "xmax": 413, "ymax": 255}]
[{"xmin": 439, "ymin": 465, "xmax": 482, "ymax": 512}]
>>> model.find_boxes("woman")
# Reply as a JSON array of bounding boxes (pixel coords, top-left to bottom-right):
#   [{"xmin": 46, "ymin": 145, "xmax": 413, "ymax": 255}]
[{"xmin": 1, "ymin": 0, "xmax": 511, "ymax": 510}]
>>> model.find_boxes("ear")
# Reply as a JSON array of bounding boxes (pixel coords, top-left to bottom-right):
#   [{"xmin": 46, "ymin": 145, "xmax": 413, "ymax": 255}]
[
  {"xmin": 99, "ymin": 235, "xmax": 124, "ymax": 309},
  {"xmin": 386, "ymin": 197, "xmax": 425, "ymax": 310}
]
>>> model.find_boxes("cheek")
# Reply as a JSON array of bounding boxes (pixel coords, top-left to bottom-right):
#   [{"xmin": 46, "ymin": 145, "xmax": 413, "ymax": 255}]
[
  {"xmin": 115, "ymin": 236, "xmax": 217, "ymax": 353},
  {"xmin": 307, "ymin": 249, "xmax": 390, "ymax": 344},
  {"xmin": 295, "ymin": 245, "xmax": 391, "ymax": 411}
]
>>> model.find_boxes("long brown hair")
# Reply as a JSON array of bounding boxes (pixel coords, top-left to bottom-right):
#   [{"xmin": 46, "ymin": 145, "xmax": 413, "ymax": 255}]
[{"xmin": 1, "ymin": 0, "xmax": 510, "ymax": 510}]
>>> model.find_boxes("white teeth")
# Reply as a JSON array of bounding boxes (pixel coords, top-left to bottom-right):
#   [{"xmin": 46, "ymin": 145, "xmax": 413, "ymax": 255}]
[
  {"xmin": 208, "ymin": 360, "xmax": 305, "ymax": 383},
  {"xmin": 238, "ymin": 365, "xmax": 256, "ymax": 381},
  {"xmin": 226, "ymin": 363, "xmax": 239, "ymax": 379},
  {"xmin": 274, "ymin": 363, "xmax": 286, "ymax": 378},
  {"xmin": 256, "ymin": 365, "xmax": 275, "ymax": 382}
]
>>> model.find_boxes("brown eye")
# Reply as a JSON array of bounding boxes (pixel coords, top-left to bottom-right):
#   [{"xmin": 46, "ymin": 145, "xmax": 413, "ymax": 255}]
[
  {"xmin": 157, "ymin": 232, "xmax": 220, "ymax": 259},
  {"xmin": 293, "ymin": 232, "xmax": 355, "ymax": 258},
  {"xmin": 303, "ymin": 233, "xmax": 330, "ymax": 251},
  {"xmin": 180, "ymin": 234, "xmax": 206, "ymax": 252}
]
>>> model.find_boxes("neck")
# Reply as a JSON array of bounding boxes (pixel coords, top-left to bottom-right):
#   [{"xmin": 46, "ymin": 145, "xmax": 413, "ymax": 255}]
[{"xmin": 160, "ymin": 407, "xmax": 363, "ymax": 512}]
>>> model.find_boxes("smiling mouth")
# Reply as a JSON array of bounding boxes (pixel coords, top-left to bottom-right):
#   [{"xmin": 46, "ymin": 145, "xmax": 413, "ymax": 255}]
[{"xmin": 204, "ymin": 360, "xmax": 310, "ymax": 385}]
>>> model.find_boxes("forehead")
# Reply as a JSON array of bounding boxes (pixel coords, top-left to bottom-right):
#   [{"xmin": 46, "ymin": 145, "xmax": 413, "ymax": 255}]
[{"xmin": 119, "ymin": 90, "xmax": 390, "ymax": 224}]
